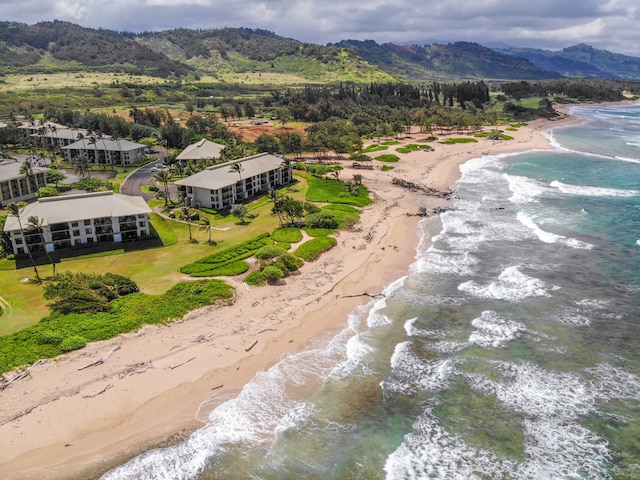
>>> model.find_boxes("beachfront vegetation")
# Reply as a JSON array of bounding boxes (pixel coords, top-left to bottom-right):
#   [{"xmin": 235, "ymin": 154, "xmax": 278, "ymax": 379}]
[
  {"xmin": 375, "ymin": 154, "xmax": 400, "ymax": 163},
  {"xmin": 294, "ymin": 236, "xmax": 337, "ymax": 261},
  {"xmin": 271, "ymin": 228, "xmax": 304, "ymax": 243},
  {"xmin": 179, "ymin": 234, "xmax": 272, "ymax": 277},
  {"xmin": 0, "ymin": 279, "xmax": 234, "ymax": 375}
]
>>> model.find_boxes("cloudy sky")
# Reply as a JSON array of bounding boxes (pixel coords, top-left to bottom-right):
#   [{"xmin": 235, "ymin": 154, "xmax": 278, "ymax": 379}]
[{"xmin": 2, "ymin": 0, "xmax": 638, "ymax": 56}]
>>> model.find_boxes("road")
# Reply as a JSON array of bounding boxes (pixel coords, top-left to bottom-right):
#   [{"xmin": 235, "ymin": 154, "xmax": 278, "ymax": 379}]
[{"xmin": 120, "ymin": 150, "xmax": 176, "ymax": 201}]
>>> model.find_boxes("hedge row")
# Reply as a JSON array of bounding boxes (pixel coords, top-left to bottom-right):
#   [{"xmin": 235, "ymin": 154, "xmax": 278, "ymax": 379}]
[{"xmin": 180, "ymin": 233, "xmax": 272, "ymax": 276}]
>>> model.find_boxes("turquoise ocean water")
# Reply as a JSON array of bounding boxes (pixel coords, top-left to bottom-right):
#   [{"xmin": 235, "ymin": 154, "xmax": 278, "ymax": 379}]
[{"xmin": 103, "ymin": 103, "xmax": 640, "ymax": 479}]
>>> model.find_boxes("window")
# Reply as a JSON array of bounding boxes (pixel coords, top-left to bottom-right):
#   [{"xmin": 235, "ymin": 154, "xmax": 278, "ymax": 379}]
[
  {"xmin": 73, "ymin": 230, "xmax": 80, "ymax": 237},
  {"xmin": 138, "ymin": 221, "xmax": 146, "ymax": 228},
  {"xmin": 85, "ymin": 228, "xmax": 93, "ymax": 235},
  {"xmin": 84, "ymin": 220, "xmax": 91, "ymax": 225},
  {"xmin": 15, "ymin": 237, "xmax": 23, "ymax": 244},
  {"xmin": 71, "ymin": 221, "xmax": 79, "ymax": 227}
]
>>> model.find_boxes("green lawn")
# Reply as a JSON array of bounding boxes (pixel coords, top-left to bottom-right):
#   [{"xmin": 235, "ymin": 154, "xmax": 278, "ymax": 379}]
[{"xmin": 0, "ymin": 176, "xmax": 311, "ymax": 336}]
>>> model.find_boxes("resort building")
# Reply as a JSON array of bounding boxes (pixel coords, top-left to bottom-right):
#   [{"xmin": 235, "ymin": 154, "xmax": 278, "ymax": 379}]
[
  {"xmin": 174, "ymin": 153, "xmax": 292, "ymax": 209},
  {"xmin": 0, "ymin": 160, "xmax": 48, "ymax": 207},
  {"xmin": 61, "ymin": 138, "xmax": 146, "ymax": 166},
  {"xmin": 176, "ymin": 139, "xmax": 225, "ymax": 162},
  {"xmin": 3, "ymin": 191, "xmax": 152, "ymax": 256}
]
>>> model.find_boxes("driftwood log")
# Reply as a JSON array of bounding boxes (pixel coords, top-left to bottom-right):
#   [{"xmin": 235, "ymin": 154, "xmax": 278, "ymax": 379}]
[{"xmin": 391, "ymin": 177, "xmax": 455, "ymax": 199}]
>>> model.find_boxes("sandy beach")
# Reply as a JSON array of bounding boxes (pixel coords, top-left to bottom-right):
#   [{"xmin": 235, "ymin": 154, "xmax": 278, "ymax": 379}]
[{"xmin": 0, "ymin": 114, "xmax": 578, "ymax": 479}]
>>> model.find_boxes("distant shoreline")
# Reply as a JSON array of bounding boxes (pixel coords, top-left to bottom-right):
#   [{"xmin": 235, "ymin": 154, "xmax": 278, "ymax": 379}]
[{"xmin": 0, "ymin": 111, "xmax": 586, "ymax": 480}]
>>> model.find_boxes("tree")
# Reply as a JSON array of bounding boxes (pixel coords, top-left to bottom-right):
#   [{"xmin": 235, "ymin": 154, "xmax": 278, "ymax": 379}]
[
  {"xmin": 6, "ymin": 202, "xmax": 40, "ymax": 281},
  {"xmin": 275, "ymin": 107, "xmax": 291, "ymax": 129},
  {"xmin": 153, "ymin": 169, "xmax": 173, "ymax": 207},
  {"xmin": 27, "ymin": 215, "xmax": 55, "ymax": 275},
  {"xmin": 230, "ymin": 204, "xmax": 247, "ymax": 224},
  {"xmin": 228, "ymin": 161, "xmax": 245, "ymax": 200},
  {"xmin": 269, "ymin": 188, "xmax": 285, "ymax": 227},
  {"xmin": 72, "ymin": 154, "xmax": 91, "ymax": 178},
  {"xmin": 199, "ymin": 216, "xmax": 216, "ymax": 244},
  {"xmin": 180, "ymin": 207, "xmax": 194, "ymax": 240},
  {"xmin": 254, "ymin": 134, "xmax": 280, "ymax": 154},
  {"xmin": 46, "ymin": 168, "xmax": 67, "ymax": 187}
]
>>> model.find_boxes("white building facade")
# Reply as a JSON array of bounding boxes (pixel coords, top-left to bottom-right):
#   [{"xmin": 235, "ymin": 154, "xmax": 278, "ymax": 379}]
[
  {"xmin": 3, "ymin": 191, "xmax": 152, "ymax": 256},
  {"xmin": 174, "ymin": 153, "xmax": 292, "ymax": 210}
]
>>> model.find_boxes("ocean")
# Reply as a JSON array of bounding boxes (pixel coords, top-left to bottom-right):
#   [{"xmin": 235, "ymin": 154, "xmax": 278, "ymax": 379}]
[{"xmin": 102, "ymin": 103, "xmax": 640, "ymax": 480}]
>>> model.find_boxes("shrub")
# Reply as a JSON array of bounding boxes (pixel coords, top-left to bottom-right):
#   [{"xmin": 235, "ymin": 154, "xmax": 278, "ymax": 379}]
[
  {"xmin": 305, "ymin": 211, "xmax": 339, "ymax": 229},
  {"xmin": 188, "ymin": 261, "xmax": 250, "ymax": 277},
  {"xmin": 244, "ymin": 270, "xmax": 267, "ymax": 286},
  {"xmin": 294, "ymin": 236, "xmax": 337, "ymax": 261},
  {"xmin": 60, "ymin": 335, "xmax": 87, "ymax": 352},
  {"xmin": 262, "ymin": 266, "xmax": 285, "ymax": 283},
  {"xmin": 381, "ymin": 165, "xmax": 394, "ymax": 171}
]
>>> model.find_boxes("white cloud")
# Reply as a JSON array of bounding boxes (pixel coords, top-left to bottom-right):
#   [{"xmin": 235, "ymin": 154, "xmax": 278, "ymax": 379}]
[{"xmin": 1, "ymin": 0, "xmax": 639, "ymax": 56}]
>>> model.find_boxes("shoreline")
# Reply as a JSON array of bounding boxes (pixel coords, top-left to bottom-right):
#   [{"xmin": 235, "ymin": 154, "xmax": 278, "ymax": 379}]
[{"xmin": 0, "ymin": 113, "xmax": 579, "ymax": 480}]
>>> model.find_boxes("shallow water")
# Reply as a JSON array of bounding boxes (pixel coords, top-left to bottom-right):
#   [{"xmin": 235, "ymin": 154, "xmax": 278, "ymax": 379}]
[{"xmin": 103, "ymin": 103, "xmax": 640, "ymax": 480}]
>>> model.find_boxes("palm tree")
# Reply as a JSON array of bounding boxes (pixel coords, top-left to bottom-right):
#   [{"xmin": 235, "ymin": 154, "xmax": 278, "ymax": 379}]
[
  {"xmin": 269, "ymin": 188, "xmax": 285, "ymax": 227},
  {"xmin": 180, "ymin": 207, "xmax": 193, "ymax": 240},
  {"xmin": 7, "ymin": 202, "xmax": 40, "ymax": 281},
  {"xmin": 153, "ymin": 169, "xmax": 172, "ymax": 207},
  {"xmin": 19, "ymin": 159, "xmax": 40, "ymax": 193},
  {"xmin": 48, "ymin": 124, "xmax": 58, "ymax": 166},
  {"xmin": 111, "ymin": 133, "xmax": 124, "ymax": 169},
  {"xmin": 27, "ymin": 215, "xmax": 55, "ymax": 275},
  {"xmin": 228, "ymin": 161, "xmax": 244, "ymax": 201},
  {"xmin": 199, "ymin": 216, "xmax": 215, "ymax": 244},
  {"xmin": 72, "ymin": 154, "xmax": 91, "ymax": 178}
]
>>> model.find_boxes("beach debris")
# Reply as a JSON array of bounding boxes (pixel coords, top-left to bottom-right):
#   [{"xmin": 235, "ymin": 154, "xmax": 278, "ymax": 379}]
[
  {"xmin": 341, "ymin": 292, "xmax": 385, "ymax": 299},
  {"xmin": 77, "ymin": 345, "xmax": 121, "ymax": 371},
  {"xmin": 391, "ymin": 177, "xmax": 455, "ymax": 199},
  {"xmin": 1, "ymin": 359, "xmax": 45, "ymax": 390},
  {"xmin": 245, "ymin": 340, "xmax": 258, "ymax": 352},
  {"xmin": 81, "ymin": 383, "xmax": 113, "ymax": 398},
  {"xmin": 169, "ymin": 356, "xmax": 196, "ymax": 370}
]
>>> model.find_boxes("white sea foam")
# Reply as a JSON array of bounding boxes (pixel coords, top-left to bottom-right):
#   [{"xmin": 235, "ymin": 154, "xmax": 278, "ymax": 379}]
[
  {"xmin": 384, "ymin": 412, "xmax": 515, "ymax": 480},
  {"xmin": 404, "ymin": 318, "xmax": 447, "ymax": 339},
  {"xmin": 516, "ymin": 419, "xmax": 610, "ymax": 479},
  {"xmin": 469, "ymin": 310, "xmax": 526, "ymax": 348},
  {"xmin": 550, "ymin": 180, "xmax": 640, "ymax": 197},
  {"xmin": 458, "ymin": 266, "xmax": 552, "ymax": 301},
  {"xmin": 385, "ymin": 342, "xmax": 457, "ymax": 394},
  {"xmin": 504, "ymin": 173, "xmax": 550, "ymax": 203},
  {"xmin": 467, "ymin": 361, "xmax": 594, "ymax": 418},
  {"xmin": 415, "ymin": 247, "xmax": 477, "ymax": 276},
  {"xmin": 516, "ymin": 212, "xmax": 594, "ymax": 249}
]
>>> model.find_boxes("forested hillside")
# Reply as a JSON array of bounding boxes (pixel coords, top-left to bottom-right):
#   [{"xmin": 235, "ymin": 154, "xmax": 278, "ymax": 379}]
[
  {"xmin": 0, "ymin": 20, "xmax": 192, "ymax": 77},
  {"xmin": 497, "ymin": 43, "xmax": 640, "ymax": 80},
  {"xmin": 332, "ymin": 40, "xmax": 562, "ymax": 81}
]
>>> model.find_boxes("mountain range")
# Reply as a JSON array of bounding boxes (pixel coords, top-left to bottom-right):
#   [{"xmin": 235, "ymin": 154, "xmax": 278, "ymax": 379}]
[{"xmin": 1, "ymin": 20, "xmax": 639, "ymax": 82}]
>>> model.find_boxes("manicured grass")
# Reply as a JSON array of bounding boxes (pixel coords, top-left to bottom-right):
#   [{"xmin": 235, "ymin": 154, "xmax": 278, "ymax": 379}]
[
  {"xmin": 362, "ymin": 144, "xmax": 389, "ymax": 153},
  {"xmin": 375, "ymin": 154, "xmax": 400, "ymax": 163},
  {"xmin": 396, "ymin": 144, "xmax": 423, "ymax": 154},
  {"xmin": 438, "ymin": 137, "xmax": 479, "ymax": 145},
  {"xmin": 271, "ymin": 228, "xmax": 304, "ymax": 243},
  {"xmin": 381, "ymin": 165, "xmax": 395, "ymax": 171},
  {"xmin": 381, "ymin": 141, "xmax": 400, "ymax": 145},
  {"xmin": 300, "ymin": 172, "xmax": 372, "ymax": 207}
]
